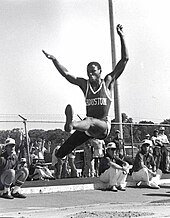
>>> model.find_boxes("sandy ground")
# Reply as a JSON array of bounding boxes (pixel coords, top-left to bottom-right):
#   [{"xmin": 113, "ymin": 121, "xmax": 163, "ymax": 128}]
[{"xmin": 1, "ymin": 186, "xmax": 170, "ymax": 218}]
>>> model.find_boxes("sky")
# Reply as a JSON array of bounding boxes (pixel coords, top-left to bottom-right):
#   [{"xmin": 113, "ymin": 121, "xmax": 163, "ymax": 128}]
[{"xmin": 0, "ymin": 0, "xmax": 170, "ymax": 130}]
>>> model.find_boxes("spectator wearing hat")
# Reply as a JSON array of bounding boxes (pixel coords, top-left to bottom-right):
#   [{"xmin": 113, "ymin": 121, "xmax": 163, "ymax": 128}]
[
  {"xmin": 143, "ymin": 133, "xmax": 152, "ymax": 147},
  {"xmin": 145, "ymin": 134, "xmax": 150, "ymax": 139},
  {"xmin": 157, "ymin": 127, "xmax": 170, "ymax": 173},
  {"xmin": 132, "ymin": 140, "xmax": 162, "ymax": 189},
  {"xmin": 0, "ymin": 138, "xmax": 29, "ymax": 199},
  {"xmin": 143, "ymin": 133, "xmax": 153, "ymax": 154},
  {"xmin": 158, "ymin": 127, "xmax": 169, "ymax": 144},
  {"xmin": 112, "ymin": 130, "xmax": 125, "ymax": 158},
  {"xmin": 99, "ymin": 142, "xmax": 129, "ymax": 192},
  {"xmin": 151, "ymin": 130, "xmax": 161, "ymax": 147}
]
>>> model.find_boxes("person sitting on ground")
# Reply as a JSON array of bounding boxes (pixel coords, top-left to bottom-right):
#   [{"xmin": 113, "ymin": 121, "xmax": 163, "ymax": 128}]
[
  {"xmin": 132, "ymin": 139, "xmax": 162, "ymax": 189},
  {"xmin": 29, "ymin": 157, "xmax": 55, "ymax": 181},
  {"xmin": 42, "ymin": 24, "xmax": 129, "ymax": 159},
  {"xmin": 99, "ymin": 142, "xmax": 129, "ymax": 192},
  {"xmin": 29, "ymin": 144, "xmax": 54, "ymax": 181},
  {"xmin": 0, "ymin": 138, "xmax": 29, "ymax": 199}
]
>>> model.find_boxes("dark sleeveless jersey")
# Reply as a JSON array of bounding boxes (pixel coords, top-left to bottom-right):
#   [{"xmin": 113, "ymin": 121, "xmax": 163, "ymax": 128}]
[{"xmin": 85, "ymin": 80, "xmax": 112, "ymax": 119}]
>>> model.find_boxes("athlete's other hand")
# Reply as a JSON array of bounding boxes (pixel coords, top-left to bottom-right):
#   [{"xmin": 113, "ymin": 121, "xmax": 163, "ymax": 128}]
[
  {"xmin": 42, "ymin": 50, "xmax": 56, "ymax": 61},
  {"xmin": 116, "ymin": 24, "xmax": 124, "ymax": 37}
]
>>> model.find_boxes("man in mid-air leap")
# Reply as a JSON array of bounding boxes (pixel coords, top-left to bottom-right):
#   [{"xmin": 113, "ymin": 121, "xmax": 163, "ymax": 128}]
[{"xmin": 43, "ymin": 24, "xmax": 129, "ymax": 159}]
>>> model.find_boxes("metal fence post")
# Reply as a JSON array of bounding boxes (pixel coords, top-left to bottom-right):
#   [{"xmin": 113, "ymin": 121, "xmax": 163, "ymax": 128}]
[{"xmin": 130, "ymin": 123, "xmax": 134, "ymax": 158}]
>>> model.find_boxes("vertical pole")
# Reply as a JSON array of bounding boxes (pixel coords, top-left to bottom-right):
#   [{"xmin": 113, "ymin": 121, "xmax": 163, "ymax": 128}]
[
  {"xmin": 18, "ymin": 115, "xmax": 30, "ymax": 166},
  {"xmin": 108, "ymin": 0, "xmax": 123, "ymax": 137},
  {"xmin": 130, "ymin": 123, "xmax": 134, "ymax": 158}
]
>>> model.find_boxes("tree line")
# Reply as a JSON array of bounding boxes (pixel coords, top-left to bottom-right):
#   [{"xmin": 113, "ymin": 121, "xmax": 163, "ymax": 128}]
[{"xmin": 0, "ymin": 113, "xmax": 170, "ymax": 151}]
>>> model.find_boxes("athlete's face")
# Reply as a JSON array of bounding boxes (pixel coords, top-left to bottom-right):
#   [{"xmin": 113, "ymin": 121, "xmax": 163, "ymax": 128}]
[{"xmin": 87, "ymin": 64, "xmax": 101, "ymax": 82}]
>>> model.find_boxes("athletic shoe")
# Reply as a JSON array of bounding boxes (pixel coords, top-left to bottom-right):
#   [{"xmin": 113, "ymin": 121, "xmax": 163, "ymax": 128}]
[
  {"xmin": 148, "ymin": 182, "xmax": 160, "ymax": 189},
  {"xmin": 64, "ymin": 104, "xmax": 73, "ymax": 132},
  {"xmin": 106, "ymin": 185, "xmax": 118, "ymax": 192},
  {"xmin": 11, "ymin": 192, "xmax": 26, "ymax": 198},
  {"xmin": 117, "ymin": 185, "xmax": 126, "ymax": 191},
  {"xmin": 111, "ymin": 186, "xmax": 118, "ymax": 192},
  {"xmin": 1, "ymin": 192, "xmax": 14, "ymax": 199}
]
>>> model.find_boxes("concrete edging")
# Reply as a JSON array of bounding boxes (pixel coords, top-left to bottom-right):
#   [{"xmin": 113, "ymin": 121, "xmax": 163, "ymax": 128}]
[
  {"xmin": 21, "ymin": 179, "xmax": 170, "ymax": 194},
  {"xmin": 21, "ymin": 183, "xmax": 95, "ymax": 194}
]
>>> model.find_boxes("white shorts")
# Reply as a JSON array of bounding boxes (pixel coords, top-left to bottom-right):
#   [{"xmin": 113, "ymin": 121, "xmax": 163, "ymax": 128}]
[{"xmin": 85, "ymin": 116, "xmax": 111, "ymax": 139}]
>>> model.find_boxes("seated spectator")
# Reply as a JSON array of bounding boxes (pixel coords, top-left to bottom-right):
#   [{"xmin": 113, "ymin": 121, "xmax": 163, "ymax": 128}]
[
  {"xmin": 132, "ymin": 139, "xmax": 162, "ymax": 189},
  {"xmin": 29, "ymin": 145, "xmax": 54, "ymax": 181},
  {"xmin": 0, "ymin": 138, "xmax": 29, "ymax": 199},
  {"xmin": 99, "ymin": 142, "xmax": 129, "ymax": 192},
  {"xmin": 29, "ymin": 158, "xmax": 55, "ymax": 180}
]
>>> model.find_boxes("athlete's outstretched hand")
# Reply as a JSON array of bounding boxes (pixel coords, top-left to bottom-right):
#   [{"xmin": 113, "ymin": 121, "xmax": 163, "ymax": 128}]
[
  {"xmin": 42, "ymin": 50, "xmax": 56, "ymax": 61},
  {"xmin": 116, "ymin": 24, "xmax": 124, "ymax": 37}
]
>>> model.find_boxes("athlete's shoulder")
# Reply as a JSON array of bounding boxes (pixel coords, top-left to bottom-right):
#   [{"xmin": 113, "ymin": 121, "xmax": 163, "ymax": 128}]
[{"xmin": 77, "ymin": 77, "xmax": 88, "ymax": 93}]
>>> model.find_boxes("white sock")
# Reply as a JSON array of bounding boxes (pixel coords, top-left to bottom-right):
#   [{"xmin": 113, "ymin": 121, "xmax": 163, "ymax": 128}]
[
  {"xmin": 4, "ymin": 187, "xmax": 10, "ymax": 193},
  {"xmin": 12, "ymin": 186, "xmax": 20, "ymax": 194}
]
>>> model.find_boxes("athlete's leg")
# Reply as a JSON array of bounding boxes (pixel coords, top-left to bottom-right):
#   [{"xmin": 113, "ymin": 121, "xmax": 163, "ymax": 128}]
[
  {"xmin": 56, "ymin": 130, "xmax": 92, "ymax": 158},
  {"xmin": 73, "ymin": 117, "xmax": 108, "ymax": 139},
  {"xmin": 64, "ymin": 104, "xmax": 108, "ymax": 139},
  {"xmin": 64, "ymin": 104, "xmax": 73, "ymax": 132}
]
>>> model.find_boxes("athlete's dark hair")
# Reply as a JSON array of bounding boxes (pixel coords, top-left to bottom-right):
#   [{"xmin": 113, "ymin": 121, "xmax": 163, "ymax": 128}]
[{"xmin": 87, "ymin": 62, "xmax": 102, "ymax": 71}]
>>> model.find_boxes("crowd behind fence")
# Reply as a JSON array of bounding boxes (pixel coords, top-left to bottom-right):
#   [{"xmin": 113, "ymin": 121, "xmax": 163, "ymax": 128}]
[
  {"xmin": 1, "ymin": 120, "xmax": 170, "ymax": 145},
  {"xmin": 0, "ymin": 119, "xmax": 170, "ymax": 152},
  {"xmin": 1, "ymin": 120, "xmax": 170, "ymax": 175},
  {"xmin": 0, "ymin": 117, "xmax": 170, "ymax": 161}
]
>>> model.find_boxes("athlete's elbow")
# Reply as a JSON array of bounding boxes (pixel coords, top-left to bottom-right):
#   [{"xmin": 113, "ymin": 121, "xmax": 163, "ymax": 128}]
[{"xmin": 123, "ymin": 56, "xmax": 129, "ymax": 63}]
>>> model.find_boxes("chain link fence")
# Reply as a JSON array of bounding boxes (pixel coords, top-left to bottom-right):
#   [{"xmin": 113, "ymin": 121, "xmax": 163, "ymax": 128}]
[{"xmin": 1, "ymin": 116, "xmax": 170, "ymax": 170}]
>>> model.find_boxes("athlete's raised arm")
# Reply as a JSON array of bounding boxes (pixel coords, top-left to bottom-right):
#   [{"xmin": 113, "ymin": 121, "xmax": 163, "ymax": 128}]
[
  {"xmin": 42, "ymin": 50, "xmax": 84, "ymax": 86},
  {"xmin": 105, "ymin": 24, "xmax": 129, "ymax": 86}
]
